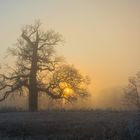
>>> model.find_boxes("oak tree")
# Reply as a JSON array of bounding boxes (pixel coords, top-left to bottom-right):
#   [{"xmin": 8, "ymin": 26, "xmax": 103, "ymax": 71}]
[{"xmin": 0, "ymin": 21, "xmax": 90, "ymax": 111}]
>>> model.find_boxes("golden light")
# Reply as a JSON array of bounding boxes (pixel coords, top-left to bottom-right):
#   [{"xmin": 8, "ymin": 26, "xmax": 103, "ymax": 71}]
[
  {"xmin": 63, "ymin": 88, "xmax": 74, "ymax": 97},
  {"xmin": 59, "ymin": 82, "xmax": 75, "ymax": 98},
  {"xmin": 78, "ymin": 82, "xmax": 87, "ymax": 89},
  {"xmin": 59, "ymin": 82, "xmax": 68, "ymax": 89}
]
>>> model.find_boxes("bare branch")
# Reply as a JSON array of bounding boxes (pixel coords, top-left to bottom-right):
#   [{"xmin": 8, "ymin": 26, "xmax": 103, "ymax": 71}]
[{"xmin": 21, "ymin": 33, "xmax": 33, "ymax": 46}]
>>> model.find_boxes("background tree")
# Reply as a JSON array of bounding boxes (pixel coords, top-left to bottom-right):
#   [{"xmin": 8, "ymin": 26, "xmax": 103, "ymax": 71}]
[
  {"xmin": 0, "ymin": 21, "xmax": 90, "ymax": 111},
  {"xmin": 47, "ymin": 65, "xmax": 90, "ymax": 103},
  {"xmin": 124, "ymin": 72, "xmax": 140, "ymax": 110}
]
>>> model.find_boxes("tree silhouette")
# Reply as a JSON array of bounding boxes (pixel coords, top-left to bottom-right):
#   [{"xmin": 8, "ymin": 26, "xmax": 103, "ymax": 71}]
[
  {"xmin": 124, "ymin": 72, "xmax": 140, "ymax": 110},
  {"xmin": 0, "ymin": 21, "xmax": 90, "ymax": 111},
  {"xmin": 48, "ymin": 65, "xmax": 90, "ymax": 102}
]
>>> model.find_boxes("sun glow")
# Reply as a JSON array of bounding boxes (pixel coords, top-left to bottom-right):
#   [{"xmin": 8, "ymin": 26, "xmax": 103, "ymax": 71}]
[
  {"xmin": 59, "ymin": 82, "xmax": 68, "ymax": 89},
  {"xmin": 64, "ymin": 88, "xmax": 73, "ymax": 95}
]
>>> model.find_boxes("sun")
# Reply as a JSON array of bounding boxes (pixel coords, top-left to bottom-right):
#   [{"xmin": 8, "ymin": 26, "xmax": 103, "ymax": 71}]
[
  {"xmin": 63, "ymin": 88, "xmax": 74, "ymax": 97},
  {"xmin": 59, "ymin": 82, "xmax": 74, "ymax": 97}
]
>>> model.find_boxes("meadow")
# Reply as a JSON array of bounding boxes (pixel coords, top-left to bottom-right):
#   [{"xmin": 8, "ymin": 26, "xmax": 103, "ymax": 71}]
[{"xmin": 0, "ymin": 110, "xmax": 139, "ymax": 140}]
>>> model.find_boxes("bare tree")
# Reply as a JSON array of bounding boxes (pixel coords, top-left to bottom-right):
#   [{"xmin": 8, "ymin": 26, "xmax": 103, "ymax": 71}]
[
  {"xmin": 124, "ymin": 72, "xmax": 140, "ymax": 110},
  {"xmin": 47, "ymin": 65, "xmax": 90, "ymax": 103},
  {"xmin": 0, "ymin": 21, "xmax": 90, "ymax": 111}
]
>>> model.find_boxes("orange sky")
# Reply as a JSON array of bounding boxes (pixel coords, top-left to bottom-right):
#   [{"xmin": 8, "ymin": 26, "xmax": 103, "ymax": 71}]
[{"xmin": 0, "ymin": 0, "xmax": 140, "ymax": 108}]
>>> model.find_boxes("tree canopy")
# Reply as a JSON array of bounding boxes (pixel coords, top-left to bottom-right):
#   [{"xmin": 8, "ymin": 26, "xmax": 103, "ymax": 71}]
[
  {"xmin": 0, "ymin": 21, "xmax": 90, "ymax": 111},
  {"xmin": 124, "ymin": 72, "xmax": 140, "ymax": 110}
]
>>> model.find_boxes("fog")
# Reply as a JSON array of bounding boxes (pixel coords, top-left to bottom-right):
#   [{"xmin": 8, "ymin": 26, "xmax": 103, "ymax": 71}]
[{"xmin": 0, "ymin": 0, "xmax": 140, "ymax": 110}]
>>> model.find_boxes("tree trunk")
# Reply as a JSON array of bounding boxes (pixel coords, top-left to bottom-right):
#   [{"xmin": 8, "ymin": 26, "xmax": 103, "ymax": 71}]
[
  {"xmin": 29, "ymin": 84, "xmax": 38, "ymax": 111},
  {"xmin": 29, "ymin": 45, "xmax": 38, "ymax": 111},
  {"xmin": 29, "ymin": 72, "xmax": 38, "ymax": 111}
]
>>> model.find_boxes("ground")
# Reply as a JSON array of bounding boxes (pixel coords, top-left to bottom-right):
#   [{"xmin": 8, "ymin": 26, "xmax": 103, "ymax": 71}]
[{"xmin": 0, "ymin": 110, "xmax": 139, "ymax": 140}]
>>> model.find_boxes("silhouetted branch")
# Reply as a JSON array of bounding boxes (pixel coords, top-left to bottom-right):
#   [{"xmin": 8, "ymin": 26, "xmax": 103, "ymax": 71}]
[{"xmin": 21, "ymin": 33, "xmax": 33, "ymax": 46}]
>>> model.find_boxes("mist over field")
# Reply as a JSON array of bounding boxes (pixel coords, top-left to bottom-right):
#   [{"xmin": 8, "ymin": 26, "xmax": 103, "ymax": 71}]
[
  {"xmin": 0, "ymin": 0, "xmax": 140, "ymax": 139},
  {"xmin": 0, "ymin": 0, "xmax": 140, "ymax": 110}
]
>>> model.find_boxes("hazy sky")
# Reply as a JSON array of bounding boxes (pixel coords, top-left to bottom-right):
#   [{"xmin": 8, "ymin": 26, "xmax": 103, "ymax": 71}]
[{"xmin": 0, "ymin": 0, "xmax": 140, "ymax": 107}]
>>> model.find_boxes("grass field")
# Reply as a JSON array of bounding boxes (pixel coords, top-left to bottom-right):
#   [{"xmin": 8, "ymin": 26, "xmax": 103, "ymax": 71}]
[{"xmin": 0, "ymin": 110, "xmax": 139, "ymax": 140}]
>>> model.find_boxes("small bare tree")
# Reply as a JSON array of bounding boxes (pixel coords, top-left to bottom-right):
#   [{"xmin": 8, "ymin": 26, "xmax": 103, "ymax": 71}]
[
  {"xmin": 0, "ymin": 21, "xmax": 90, "ymax": 111},
  {"xmin": 124, "ymin": 72, "xmax": 140, "ymax": 110},
  {"xmin": 48, "ymin": 65, "xmax": 90, "ymax": 102}
]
